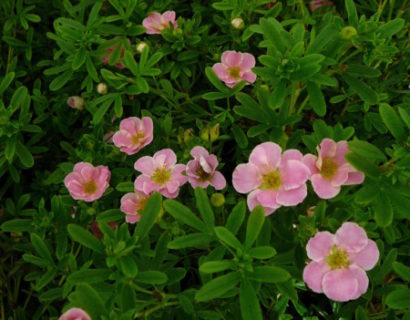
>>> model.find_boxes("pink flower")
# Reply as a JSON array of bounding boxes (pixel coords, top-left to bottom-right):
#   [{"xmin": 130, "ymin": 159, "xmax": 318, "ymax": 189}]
[
  {"xmin": 120, "ymin": 191, "xmax": 150, "ymax": 223},
  {"xmin": 101, "ymin": 38, "xmax": 130, "ymax": 69},
  {"xmin": 212, "ymin": 51, "xmax": 256, "ymax": 88},
  {"xmin": 59, "ymin": 307, "xmax": 91, "ymax": 320},
  {"xmin": 143, "ymin": 11, "xmax": 178, "ymax": 35},
  {"xmin": 186, "ymin": 146, "xmax": 226, "ymax": 190},
  {"xmin": 134, "ymin": 149, "xmax": 187, "ymax": 198},
  {"xmin": 112, "ymin": 117, "xmax": 154, "ymax": 155},
  {"xmin": 303, "ymin": 222, "xmax": 379, "ymax": 302},
  {"xmin": 310, "ymin": 0, "xmax": 333, "ymax": 11},
  {"xmin": 232, "ymin": 142, "xmax": 310, "ymax": 215},
  {"xmin": 303, "ymin": 138, "xmax": 365, "ymax": 199},
  {"xmin": 64, "ymin": 162, "xmax": 111, "ymax": 202}
]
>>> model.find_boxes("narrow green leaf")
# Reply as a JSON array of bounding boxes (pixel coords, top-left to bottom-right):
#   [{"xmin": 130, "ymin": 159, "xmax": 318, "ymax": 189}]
[
  {"xmin": 1, "ymin": 219, "xmax": 32, "ymax": 232},
  {"xmin": 67, "ymin": 224, "xmax": 104, "ymax": 253},
  {"xmin": 345, "ymin": 0, "xmax": 358, "ymax": 26},
  {"xmin": 307, "ymin": 81, "xmax": 326, "ymax": 116},
  {"xmin": 379, "ymin": 103, "xmax": 406, "ymax": 141},
  {"xmin": 72, "ymin": 47, "xmax": 87, "ymax": 70},
  {"xmin": 260, "ymin": 18, "xmax": 286, "ymax": 53},
  {"xmin": 386, "ymin": 288, "xmax": 410, "ymax": 309},
  {"xmin": 344, "ymin": 75, "xmax": 377, "ymax": 105},
  {"xmin": 195, "ymin": 272, "xmax": 241, "ymax": 302},
  {"xmin": 374, "ymin": 192, "xmax": 393, "ymax": 227},
  {"xmin": 164, "ymin": 199, "xmax": 206, "ymax": 232},
  {"xmin": 135, "ymin": 271, "xmax": 168, "ymax": 285},
  {"xmin": 92, "ymin": 97, "xmax": 113, "ymax": 124},
  {"xmin": 205, "ymin": 67, "xmax": 229, "ymax": 93},
  {"xmin": 226, "ymin": 201, "xmax": 246, "ymax": 234},
  {"xmin": 195, "ymin": 188, "xmax": 215, "ymax": 230},
  {"xmin": 215, "ymin": 227, "xmax": 242, "ymax": 250},
  {"xmin": 168, "ymin": 233, "xmax": 213, "ymax": 249},
  {"xmin": 240, "ymin": 279, "xmax": 262, "ymax": 320},
  {"xmin": 119, "ymin": 256, "xmax": 138, "ymax": 278},
  {"xmin": 392, "ymin": 262, "xmax": 410, "ymax": 282},
  {"xmin": 248, "ymin": 266, "xmax": 290, "ymax": 283},
  {"xmin": 248, "ymin": 246, "xmax": 276, "ymax": 259},
  {"xmin": 245, "ymin": 206, "xmax": 265, "ymax": 249},
  {"xmin": 348, "ymin": 140, "xmax": 386, "ymax": 163},
  {"xmin": 70, "ymin": 284, "xmax": 106, "ymax": 319},
  {"xmin": 123, "ymin": 51, "xmax": 138, "ymax": 76},
  {"xmin": 135, "ymin": 193, "xmax": 162, "ymax": 241},
  {"xmin": 16, "ymin": 140, "xmax": 34, "ymax": 168},
  {"xmin": 0, "ymin": 72, "xmax": 15, "ymax": 95},
  {"xmin": 355, "ymin": 306, "xmax": 368, "ymax": 320},
  {"xmin": 67, "ymin": 269, "xmax": 111, "ymax": 284},
  {"xmin": 232, "ymin": 124, "xmax": 248, "ymax": 149},
  {"xmin": 31, "ymin": 233, "xmax": 54, "ymax": 264},
  {"xmin": 199, "ymin": 260, "xmax": 234, "ymax": 274}
]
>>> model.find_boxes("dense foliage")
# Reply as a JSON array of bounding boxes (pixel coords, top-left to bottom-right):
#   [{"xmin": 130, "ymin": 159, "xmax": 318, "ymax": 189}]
[{"xmin": 0, "ymin": 0, "xmax": 409, "ymax": 319}]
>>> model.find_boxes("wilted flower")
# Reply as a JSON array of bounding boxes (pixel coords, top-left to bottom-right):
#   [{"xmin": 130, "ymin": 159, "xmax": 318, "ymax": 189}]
[
  {"xmin": 134, "ymin": 149, "xmax": 187, "ymax": 198},
  {"xmin": 303, "ymin": 138, "xmax": 365, "ymax": 199},
  {"xmin": 303, "ymin": 222, "xmax": 379, "ymax": 302},
  {"xmin": 97, "ymin": 83, "xmax": 108, "ymax": 94},
  {"xmin": 231, "ymin": 17, "xmax": 244, "ymax": 29},
  {"xmin": 59, "ymin": 307, "xmax": 91, "ymax": 320},
  {"xmin": 67, "ymin": 96, "xmax": 84, "ymax": 110},
  {"xmin": 310, "ymin": 0, "xmax": 333, "ymax": 11},
  {"xmin": 232, "ymin": 142, "xmax": 310, "ymax": 215},
  {"xmin": 186, "ymin": 146, "xmax": 226, "ymax": 190},
  {"xmin": 143, "ymin": 11, "xmax": 178, "ymax": 35},
  {"xmin": 112, "ymin": 116, "xmax": 154, "ymax": 155},
  {"xmin": 120, "ymin": 191, "xmax": 150, "ymax": 223},
  {"xmin": 64, "ymin": 162, "xmax": 111, "ymax": 202},
  {"xmin": 212, "ymin": 51, "xmax": 256, "ymax": 88}
]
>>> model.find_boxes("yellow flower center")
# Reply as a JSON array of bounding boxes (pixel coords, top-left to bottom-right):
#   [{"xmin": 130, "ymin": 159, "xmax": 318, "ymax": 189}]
[
  {"xmin": 152, "ymin": 167, "xmax": 171, "ymax": 185},
  {"xmin": 326, "ymin": 246, "xmax": 350, "ymax": 270},
  {"xmin": 321, "ymin": 157, "xmax": 338, "ymax": 179},
  {"xmin": 261, "ymin": 170, "xmax": 281, "ymax": 190},
  {"xmin": 196, "ymin": 166, "xmax": 211, "ymax": 182},
  {"xmin": 138, "ymin": 196, "xmax": 148, "ymax": 212},
  {"xmin": 228, "ymin": 66, "xmax": 241, "ymax": 79},
  {"xmin": 132, "ymin": 132, "xmax": 145, "ymax": 145},
  {"xmin": 83, "ymin": 181, "xmax": 97, "ymax": 194}
]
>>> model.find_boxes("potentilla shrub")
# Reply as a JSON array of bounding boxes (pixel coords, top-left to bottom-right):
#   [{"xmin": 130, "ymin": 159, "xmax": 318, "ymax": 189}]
[{"xmin": 0, "ymin": 0, "xmax": 409, "ymax": 319}]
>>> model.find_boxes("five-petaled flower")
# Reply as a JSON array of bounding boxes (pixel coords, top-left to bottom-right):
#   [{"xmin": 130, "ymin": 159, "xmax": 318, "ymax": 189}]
[
  {"xmin": 112, "ymin": 116, "xmax": 154, "ymax": 155},
  {"xmin": 59, "ymin": 307, "xmax": 91, "ymax": 320},
  {"xmin": 303, "ymin": 138, "xmax": 365, "ymax": 199},
  {"xmin": 64, "ymin": 162, "xmax": 111, "ymax": 202},
  {"xmin": 212, "ymin": 51, "xmax": 257, "ymax": 88},
  {"xmin": 186, "ymin": 146, "xmax": 226, "ymax": 190},
  {"xmin": 303, "ymin": 222, "xmax": 379, "ymax": 302},
  {"xmin": 143, "ymin": 11, "xmax": 178, "ymax": 35},
  {"xmin": 232, "ymin": 142, "xmax": 310, "ymax": 215},
  {"xmin": 134, "ymin": 149, "xmax": 187, "ymax": 198}
]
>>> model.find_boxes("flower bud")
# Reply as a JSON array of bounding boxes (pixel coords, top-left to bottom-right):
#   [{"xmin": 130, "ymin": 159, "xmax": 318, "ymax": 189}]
[
  {"xmin": 211, "ymin": 193, "xmax": 225, "ymax": 207},
  {"xmin": 183, "ymin": 129, "xmax": 194, "ymax": 143},
  {"xmin": 210, "ymin": 123, "xmax": 220, "ymax": 142},
  {"xmin": 341, "ymin": 26, "xmax": 358, "ymax": 40},
  {"xmin": 97, "ymin": 83, "xmax": 108, "ymax": 94},
  {"xmin": 200, "ymin": 127, "xmax": 210, "ymax": 141},
  {"xmin": 136, "ymin": 42, "xmax": 148, "ymax": 53},
  {"xmin": 67, "ymin": 96, "xmax": 85, "ymax": 110},
  {"xmin": 231, "ymin": 17, "xmax": 244, "ymax": 29}
]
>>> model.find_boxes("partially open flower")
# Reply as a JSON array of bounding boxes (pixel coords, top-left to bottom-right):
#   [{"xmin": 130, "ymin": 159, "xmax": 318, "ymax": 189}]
[
  {"xmin": 67, "ymin": 96, "xmax": 84, "ymax": 110},
  {"xmin": 212, "ymin": 51, "xmax": 256, "ymax": 88},
  {"xmin": 59, "ymin": 307, "xmax": 91, "ymax": 320},
  {"xmin": 303, "ymin": 138, "xmax": 365, "ymax": 199},
  {"xmin": 120, "ymin": 191, "xmax": 150, "ymax": 223},
  {"xmin": 303, "ymin": 222, "xmax": 379, "ymax": 302},
  {"xmin": 134, "ymin": 149, "xmax": 187, "ymax": 198},
  {"xmin": 112, "ymin": 116, "xmax": 154, "ymax": 155},
  {"xmin": 186, "ymin": 146, "xmax": 226, "ymax": 190},
  {"xmin": 64, "ymin": 162, "xmax": 111, "ymax": 202},
  {"xmin": 232, "ymin": 142, "xmax": 310, "ymax": 215},
  {"xmin": 143, "ymin": 11, "xmax": 178, "ymax": 35}
]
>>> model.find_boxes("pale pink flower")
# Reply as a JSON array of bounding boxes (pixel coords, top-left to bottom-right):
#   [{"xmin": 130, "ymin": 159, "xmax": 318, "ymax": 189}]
[
  {"xmin": 303, "ymin": 222, "xmax": 379, "ymax": 302},
  {"xmin": 143, "ymin": 11, "xmax": 178, "ymax": 35},
  {"xmin": 212, "ymin": 51, "xmax": 256, "ymax": 88},
  {"xmin": 120, "ymin": 191, "xmax": 150, "ymax": 223},
  {"xmin": 232, "ymin": 142, "xmax": 310, "ymax": 215},
  {"xmin": 310, "ymin": 0, "xmax": 333, "ymax": 11},
  {"xmin": 303, "ymin": 138, "xmax": 365, "ymax": 199},
  {"xmin": 64, "ymin": 162, "xmax": 111, "ymax": 202},
  {"xmin": 134, "ymin": 149, "xmax": 187, "ymax": 198},
  {"xmin": 112, "ymin": 117, "xmax": 154, "ymax": 155},
  {"xmin": 59, "ymin": 307, "xmax": 91, "ymax": 320},
  {"xmin": 186, "ymin": 146, "xmax": 226, "ymax": 190}
]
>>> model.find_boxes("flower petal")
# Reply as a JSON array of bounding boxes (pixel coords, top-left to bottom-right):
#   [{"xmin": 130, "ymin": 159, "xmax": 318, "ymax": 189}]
[
  {"xmin": 303, "ymin": 154, "xmax": 319, "ymax": 175},
  {"xmin": 211, "ymin": 171, "xmax": 226, "ymax": 190},
  {"xmin": 345, "ymin": 171, "xmax": 365, "ymax": 185},
  {"xmin": 306, "ymin": 231, "xmax": 335, "ymax": 261},
  {"xmin": 221, "ymin": 50, "xmax": 242, "ymax": 67},
  {"xmin": 335, "ymin": 222, "xmax": 368, "ymax": 253},
  {"xmin": 134, "ymin": 156, "xmax": 156, "ymax": 175},
  {"xmin": 239, "ymin": 53, "xmax": 255, "ymax": 70},
  {"xmin": 322, "ymin": 269, "xmax": 359, "ymax": 302},
  {"xmin": 242, "ymin": 71, "xmax": 257, "ymax": 83},
  {"xmin": 212, "ymin": 63, "xmax": 229, "ymax": 81},
  {"xmin": 280, "ymin": 159, "xmax": 310, "ymax": 190},
  {"xmin": 249, "ymin": 142, "xmax": 282, "ymax": 172},
  {"xmin": 232, "ymin": 163, "xmax": 261, "ymax": 193},
  {"xmin": 350, "ymin": 239, "xmax": 379, "ymax": 270},
  {"xmin": 349, "ymin": 265, "xmax": 369, "ymax": 299},
  {"xmin": 154, "ymin": 149, "xmax": 177, "ymax": 167},
  {"xmin": 276, "ymin": 184, "xmax": 307, "ymax": 206},
  {"xmin": 318, "ymin": 138, "xmax": 337, "ymax": 159},
  {"xmin": 190, "ymin": 146, "xmax": 209, "ymax": 159},
  {"xmin": 247, "ymin": 189, "xmax": 279, "ymax": 215},
  {"xmin": 310, "ymin": 174, "xmax": 341, "ymax": 199},
  {"xmin": 303, "ymin": 261, "xmax": 330, "ymax": 293},
  {"xmin": 334, "ymin": 140, "xmax": 349, "ymax": 166}
]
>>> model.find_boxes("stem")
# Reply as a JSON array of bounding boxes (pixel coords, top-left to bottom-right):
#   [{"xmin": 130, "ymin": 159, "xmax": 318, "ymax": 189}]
[{"xmin": 134, "ymin": 301, "xmax": 179, "ymax": 318}]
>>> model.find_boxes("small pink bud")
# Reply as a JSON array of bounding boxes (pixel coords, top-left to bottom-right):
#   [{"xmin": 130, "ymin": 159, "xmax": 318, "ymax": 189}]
[{"xmin": 67, "ymin": 96, "xmax": 84, "ymax": 110}]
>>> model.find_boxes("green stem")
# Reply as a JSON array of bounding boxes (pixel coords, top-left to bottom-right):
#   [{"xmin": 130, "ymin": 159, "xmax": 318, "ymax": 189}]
[{"xmin": 134, "ymin": 301, "xmax": 179, "ymax": 318}]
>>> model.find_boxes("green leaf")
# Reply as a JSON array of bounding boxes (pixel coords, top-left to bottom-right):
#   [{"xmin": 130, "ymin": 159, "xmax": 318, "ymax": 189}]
[
  {"xmin": 0, "ymin": 72, "xmax": 15, "ymax": 95},
  {"xmin": 393, "ymin": 262, "xmax": 410, "ymax": 282},
  {"xmin": 1, "ymin": 219, "xmax": 32, "ymax": 232},
  {"xmin": 123, "ymin": 51, "xmax": 138, "ymax": 76},
  {"xmin": 378, "ymin": 18, "xmax": 405, "ymax": 38},
  {"xmin": 168, "ymin": 233, "xmax": 213, "ymax": 249},
  {"xmin": 119, "ymin": 256, "xmax": 138, "ymax": 278},
  {"xmin": 195, "ymin": 188, "xmax": 215, "ymax": 230},
  {"xmin": 85, "ymin": 56, "xmax": 99, "ymax": 82},
  {"xmin": 67, "ymin": 224, "xmax": 104, "ymax": 253},
  {"xmin": 70, "ymin": 284, "xmax": 106, "ymax": 319},
  {"xmin": 398, "ymin": 107, "xmax": 410, "ymax": 130},
  {"xmin": 135, "ymin": 271, "xmax": 168, "ymax": 285},
  {"xmin": 345, "ymin": 153, "xmax": 379, "ymax": 178},
  {"xmin": 195, "ymin": 271, "xmax": 241, "ymax": 302},
  {"xmin": 5, "ymin": 137, "xmax": 16, "ymax": 161},
  {"xmin": 232, "ymin": 124, "xmax": 248, "ymax": 149},
  {"xmin": 348, "ymin": 140, "xmax": 386, "ymax": 163},
  {"xmin": 260, "ymin": 18, "xmax": 286, "ymax": 53},
  {"xmin": 92, "ymin": 97, "xmax": 113, "ymax": 124},
  {"xmin": 199, "ymin": 260, "xmax": 234, "ymax": 274},
  {"xmin": 245, "ymin": 206, "xmax": 265, "ymax": 249},
  {"xmin": 135, "ymin": 193, "xmax": 162, "ymax": 241},
  {"xmin": 115, "ymin": 182, "xmax": 134, "ymax": 192},
  {"xmin": 35, "ymin": 269, "xmax": 57, "ymax": 291},
  {"xmin": 226, "ymin": 201, "xmax": 246, "ymax": 234},
  {"xmin": 374, "ymin": 192, "xmax": 393, "ymax": 227},
  {"xmin": 215, "ymin": 226, "xmax": 243, "ymax": 250},
  {"xmin": 164, "ymin": 199, "xmax": 206, "ymax": 232},
  {"xmin": 67, "ymin": 269, "xmax": 111, "ymax": 284},
  {"xmin": 72, "ymin": 47, "xmax": 87, "ymax": 70},
  {"xmin": 344, "ymin": 74, "xmax": 377, "ymax": 105},
  {"xmin": 386, "ymin": 288, "xmax": 410, "ymax": 310},
  {"xmin": 345, "ymin": 0, "xmax": 358, "ymax": 26},
  {"xmin": 31, "ymin": 233, "xmax": 54, "ymax": 265},
  {"xmin": 205, "ymin": 67, "xmax": 229, "ymax": 93},
  {"xmin": 307, "ymin": 81, "xmax": 326, "ymax": 116},
  {"xmin": 240, "ymin": 279, "xmax": 263, "ymax": 320},
  {"xmin": 248, "ymin": 266, "xmax": 290, "ymax": 283},
  {"xmin": 49, "ymin": 70, "xmax": 72, "ymax": 91},
  {"xmin": 114, "ymin": 94, "xmax": 123, "ymax": 118},
  {"xmin": 379, "ymin": 103, "xmax": 406, "ymax": 141},
  {"xmin": 15, "ymin": 140, "xmax": 34, "ymax": 168},
  {"xmin": 248, "ymin": 246, "xmax": 276, "ymax": 259},
  {"xmin": 276, "ymin": 281, "xmax": 298, "ymax": 302},
  {"xmin": 355, "ymin": 306, "xmax": 368, "ymax": 320}
]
